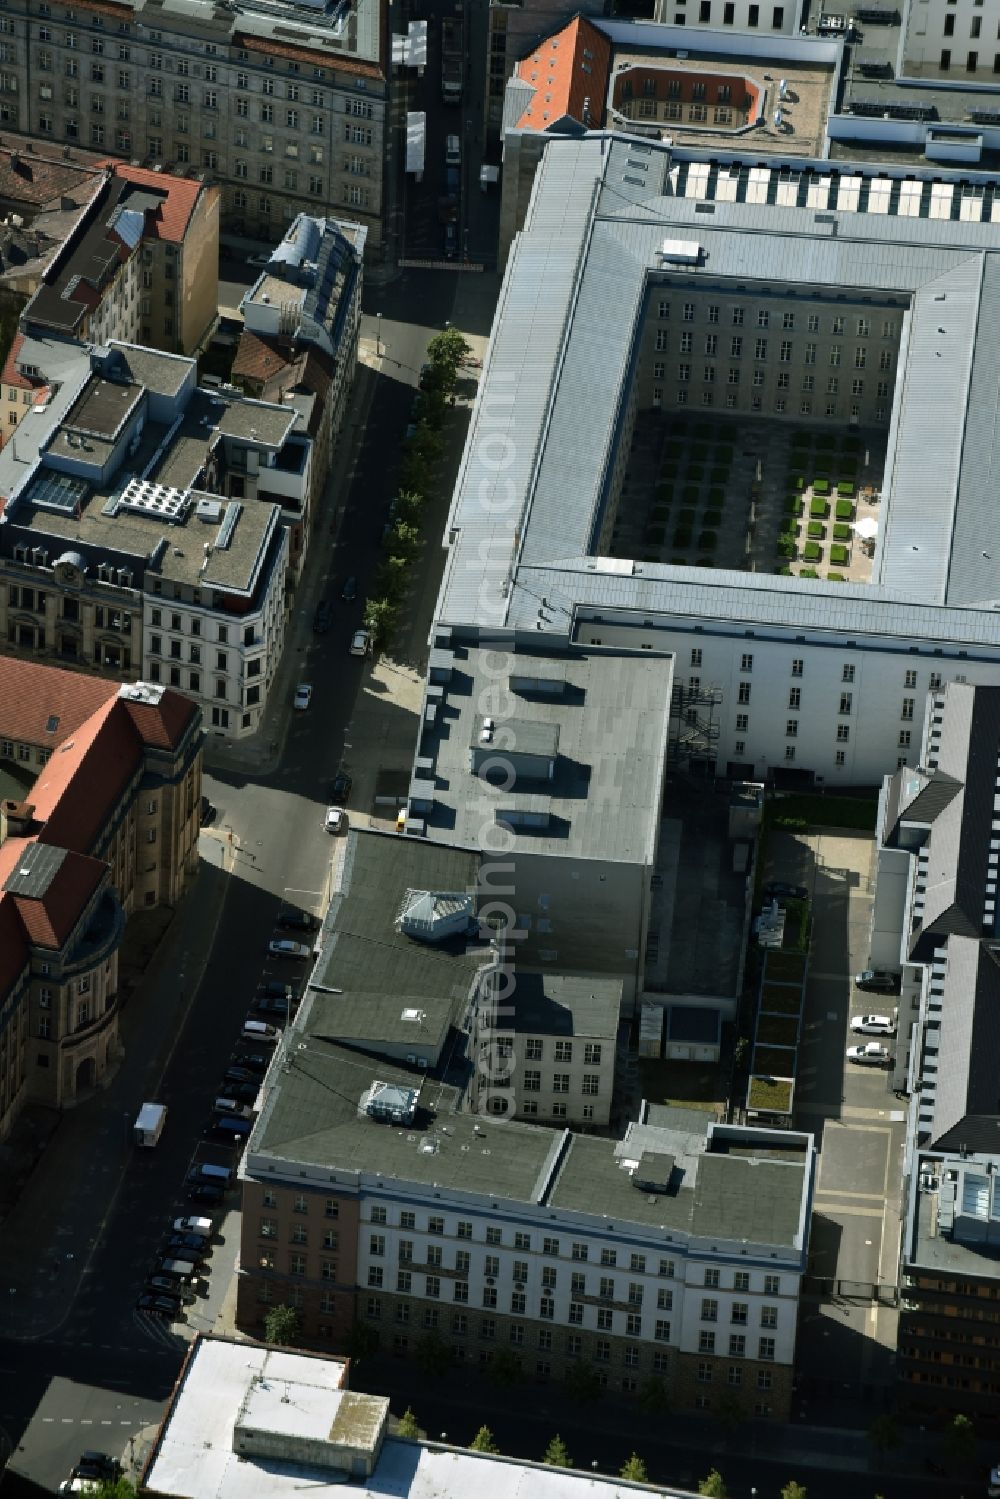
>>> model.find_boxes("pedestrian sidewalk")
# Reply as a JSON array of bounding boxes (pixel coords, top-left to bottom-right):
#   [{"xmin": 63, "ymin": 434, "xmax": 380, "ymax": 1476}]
[{"xmin": 0, "ymin": 834, "xmax": 233, "ymax": 1339}]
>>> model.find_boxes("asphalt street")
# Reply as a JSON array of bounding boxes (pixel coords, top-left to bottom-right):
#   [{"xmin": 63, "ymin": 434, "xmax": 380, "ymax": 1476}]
[{"xmin": 0, "ymin": 230, "xmax": 486, "ymax": 1482}]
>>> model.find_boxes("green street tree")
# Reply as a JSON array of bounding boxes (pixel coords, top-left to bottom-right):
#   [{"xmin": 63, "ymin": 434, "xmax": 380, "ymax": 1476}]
[
  {"xmin": 373, "ymin": 555, "xmax": 407, "ymax": 602},
  {"xmin": 363, "ymin": 596, "xmax": 398, "ymax": 648},
  {"xmin": 488, "ymin": 1348, "xmax": 523, "ymax": 1388},
  {"xmin": 397, "ymin": 1407, "xmax": 420, "ymax": 1439},
  {"xmin": 389, "ymin": 521, "xmax": 422, "ymax": 561},
  {"xmin": 415, "ymin": 1331, "xmax": 452, "ymax": 1378},
  {"xmin": 400, "ymin": 468, "xmax": 430, "ymax": 502},
  {"xmin": 543, "ymin": 1434, "xmax": 572, "ymax": 1468},
  {"xmin": 943, "ymin": 1412, "xmax": 976, "ymax": 1465},
  {"xmin": 564, "ymin": 1360, "xmax": 602, "ymax": 1404},
  {"xmin": 638, "ymin": 1375, "xmax": 670, "ymax": 1415},
  {"xmin": 716, "ymin": 1390, "xmax": 747, "ymax": 1434},
  {"xmin": 867, "ymin": 1414, "xmax": 900, "ymax": 1459},
  {"xmin": 347, "ymin": 1319, "xmax": 379, "ymax": 1362},
  {"xmin": 92, "ymin": 1481, "xmax": 136, "ymax": 1499},
  {"xmin": 620, "ymin": 1453, "xmax": 649, "ymax": 1482},
  {"xmin": 411, "ymin": 421, "xmax": 444, "ymax": 465},
  {"xmin": 394, "ymin": 489, "xmax": 425, "ymax": 524},
  {"xmin": 781, "ymin": 1482, "xmax": 807, "ymax": 1499},
  {"xmin": 698, "ymin": 1468, "xmax": 728, "ymax": 1499},
  {"xmin": 470, "ymin": 1425, "xmax": 500, "ymax": 1454},
  {"xmin": 426, "ymin": 327, "xmax": 472, "ymax": 372},
  {"xmin": 263, "ymin": 1304, "xmax": 301, "ymax": 1346}
]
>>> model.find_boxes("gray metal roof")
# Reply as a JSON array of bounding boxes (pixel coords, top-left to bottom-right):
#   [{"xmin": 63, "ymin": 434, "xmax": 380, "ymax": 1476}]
[
  {"xmin": 910, "ymin": 684, "xmax": 1000, "ymax": 956},
  {"xmin": 416, "ymin": 645, "xmax": 672, "ymax": 866},
  {"xmin": 930, "ymin": 937, "xmax": 1000, "ymax": 1151},
  {"xmin": 437, "ymin": 131, "xmax": 1000, "ymax": 651},
  {"xmin": 311, "ymin": 830, "xmax": 486, "ymax": 1008},
  {"xmin": 491, "ymin": 971, "xmax": 622, "ymax": 1039}
]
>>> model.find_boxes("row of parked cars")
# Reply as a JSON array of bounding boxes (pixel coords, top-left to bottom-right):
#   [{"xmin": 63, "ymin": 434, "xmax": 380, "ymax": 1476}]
[
  {"xmin": 136, "ymin": 1212, "xmax": 216, "ymax": 1321},
  {"xmin": 847, "ymin": 969, "xmax": 901, "ymax": 1067},
  {"xmin": 133, "ymin": 941, "xmax": 307, "ymax": 1322}
]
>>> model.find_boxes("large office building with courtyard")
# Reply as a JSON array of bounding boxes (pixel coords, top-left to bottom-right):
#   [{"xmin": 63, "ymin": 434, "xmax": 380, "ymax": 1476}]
[{"xmin": 428, "ymin": 133, "xmax": 1000, "ymax": 790}]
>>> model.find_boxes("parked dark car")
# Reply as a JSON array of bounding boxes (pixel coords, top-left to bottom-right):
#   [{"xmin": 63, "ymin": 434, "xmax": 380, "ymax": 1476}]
[
  {"xmin": 312, "ymin": 598, "xmax": 333, "ymax": 634},
  {"xmin": 74, "ymin": 1455, "xmax": 120, "ymax": 1483},
  {"xmin": 210, "ymin": 1115, "xmax": 253, "ymax": 1141},
  {"xmin": 762, "ymin": 880, "xmax": 809, "ymax": 902},
  {"xmin": 163, "ymin": 1232, "xmax": 211, "ymax": 1257},
  {"xmin": 259, "ymin": 979, "xmax": 297, "ymax": 1002},
  {"xmin": 444, "ymin": 221, "xmax": 458, "ymax": 259},
  {"xmin": 330, "ymin": 771, "xmax": 352, "ymax": 804},
  {"xmin": 230, "ymin": 1050, "xmax": 269, "ymax": 1074},
  {"xmin": 253, "ymin": 994, "xmax": 297, "ymax": 1018},
  {"xmin": 221, "ymin": 1079, "xmax": 260, "ymax": 1104},
  {"xmin": 137, "ymin": 1291, "xmax": 182, "ymax": 1318},
  {"xmin": 855, "ymin": 969, "xmax": 901, "ymax": 995},
  {"xmin": 278, "ymin": 909, "xmax": 319, "ymax": 932},
  {"xmin": 147, "ymin": 1273, "xmax": 195, "ymax": 1301},
  {"xmin": 341, "ymin": 575, "xmax": 358, "ymax": 602},
  {"xmin": 224, "ymin": 1065, "xmax": 257, "ymax": 1085},
  {"xmin": 187, "ymin": 1183, "xmax": 225, "ymax": 1206}
]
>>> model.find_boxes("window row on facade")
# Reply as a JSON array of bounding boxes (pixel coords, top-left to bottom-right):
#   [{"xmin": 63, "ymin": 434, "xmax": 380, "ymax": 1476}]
[{"xmin": 655, "ymin": 299, "xmax": 899, "ymax": 337}]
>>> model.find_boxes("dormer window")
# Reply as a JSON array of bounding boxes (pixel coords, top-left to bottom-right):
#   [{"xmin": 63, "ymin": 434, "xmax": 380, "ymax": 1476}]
[{"xmin": 13, "ymin": 544, "xmax": 27, "ymax": 562}]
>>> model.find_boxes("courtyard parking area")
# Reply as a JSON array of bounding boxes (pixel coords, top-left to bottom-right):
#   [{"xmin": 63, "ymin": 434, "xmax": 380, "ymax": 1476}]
[{"xmin": 609, "ymin": 413, "xmax": 887, "ymax": 583}]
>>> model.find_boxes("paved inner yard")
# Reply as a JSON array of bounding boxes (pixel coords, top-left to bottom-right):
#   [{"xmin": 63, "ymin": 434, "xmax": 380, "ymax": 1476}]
[{"xmin": 763, "ymin": 827, "xmax": 904, "ymax": 1409}]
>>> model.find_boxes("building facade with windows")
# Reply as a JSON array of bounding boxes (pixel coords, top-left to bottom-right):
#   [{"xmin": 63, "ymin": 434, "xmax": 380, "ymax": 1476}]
[
  {"xmin": 107, "ymin": 162, "xmax": 220, "ymax": 354},
  {"xmin": 0, "ymin": 0, "xmax": 388, "ymax": 256},
  {"xmin": 0, "ymin": 662, "xmax": 202, "ymax": 1141},
  {"xmin": 240, "ymin": 1032, "xmax": 814, "ymax": 1420},
  {"xmin": 469, "ymin": 968, "xmax": 620, "ymax": 1128},
  {"xmin": 0, "ymin": 337, "xmax": 303, "ymax": 738}
]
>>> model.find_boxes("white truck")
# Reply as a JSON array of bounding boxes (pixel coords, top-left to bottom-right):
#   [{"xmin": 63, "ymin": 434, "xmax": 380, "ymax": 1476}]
[{"xmin": 134, "ymin": 1101, "xmax": 167, "ymax": 1147}]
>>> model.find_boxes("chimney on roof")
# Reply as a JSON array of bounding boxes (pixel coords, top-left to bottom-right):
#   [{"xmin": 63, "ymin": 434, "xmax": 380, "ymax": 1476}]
[{"xmin": 0, "ymin": 799, "xmax": 35, "ymax": 843}]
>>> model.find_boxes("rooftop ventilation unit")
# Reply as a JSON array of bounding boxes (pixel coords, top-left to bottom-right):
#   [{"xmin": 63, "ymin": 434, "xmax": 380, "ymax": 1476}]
[
  {"xmin": 658, "ymin": 239, "xmax": 701, "ymax": 264},
  {"xmin": 363, "ymin": 1079, "xmax": 418, "ymax": 1127}
]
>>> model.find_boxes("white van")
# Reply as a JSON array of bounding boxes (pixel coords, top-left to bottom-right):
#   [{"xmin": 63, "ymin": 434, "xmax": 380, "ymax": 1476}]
[
  {"xmin": 242, "ymin": 1019, "xmax": 278, "ymax": 1044},
  {"xmin": 445, "ymin": 134, "xmax": 461, "ymax": 167}
]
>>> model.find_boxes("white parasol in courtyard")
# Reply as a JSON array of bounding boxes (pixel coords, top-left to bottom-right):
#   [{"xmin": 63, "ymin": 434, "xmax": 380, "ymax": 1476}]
[{"xmin": 852, "ymin": 517, "xmax": 879, "ymax": 540}]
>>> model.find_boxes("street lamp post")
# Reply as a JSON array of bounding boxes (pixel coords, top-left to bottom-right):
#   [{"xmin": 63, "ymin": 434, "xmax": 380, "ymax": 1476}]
[{"xmin": 375, "ymin": 312, "xmax": 382, "ymax": 358}]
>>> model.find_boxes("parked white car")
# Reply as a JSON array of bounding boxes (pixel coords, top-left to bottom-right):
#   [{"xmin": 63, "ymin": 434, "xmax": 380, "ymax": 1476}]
[
  {"xmin": 293, "ymin": 683, "xmax": 313, "ymax": 711},
  {"xmin": 846, "ymin": 1041, "xmax": 891, "ymax": 1066},
  {"xmin": 268, "ymin": 938, "xmax": 310, "ymax": 959},
  {"xmin": 173, "ymin": 1216, "xmax": 213, "ymax": 1237},
  {"xmin": 850, "ymin": 1013, "xmax": 896, "ymax": 1036},
  {"xmin": 324, "ymin": 806, "xmax": 345, "ymax": 834}
]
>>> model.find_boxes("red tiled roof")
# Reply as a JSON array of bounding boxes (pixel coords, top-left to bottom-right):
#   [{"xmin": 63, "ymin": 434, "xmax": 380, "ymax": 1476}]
[
  {"xmin": 513, "ymin": 16, "xmax": 611, "ymax": 132},
  {"xmin": 120, "ymin": 690, "xmax": 198, "ymax": 752},
  {"xmin": 0, "ymin": 658, "xmax": 119, "ymax": 747},
  {"xmin": 31, "ymin": 699, "xmax": 136, "ymax": 856},
  {"xmin": 235, "ymin": 31, "xmax": 384, "ymax": 81},
  {"xmin": 0, "ymin": 334, "xmax": 36, "ymax": 392},
  {"xmin": 4, "ymin": 845, "xmax": 107, "ymax": 950},
  {"xmin": 0, "ymin": 149, "xmax": 98, "ymax": 210},
  {"xmin": 104, "ymin": 163, "xmax": 203, "ymax": 243},
  {"xmin": 232, "ymin": 330, "xmax": 295, "ymax": 387}
]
